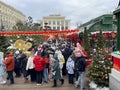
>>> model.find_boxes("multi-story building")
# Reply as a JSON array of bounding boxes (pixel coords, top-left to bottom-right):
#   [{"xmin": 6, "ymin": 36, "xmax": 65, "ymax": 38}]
[
  {"xmin": 0, "ymin": 1, "xmax": 25, "ymax": 31},
  {"xmin": 40, "ymin": 14, "xmax": 70, "ymax": 30}
]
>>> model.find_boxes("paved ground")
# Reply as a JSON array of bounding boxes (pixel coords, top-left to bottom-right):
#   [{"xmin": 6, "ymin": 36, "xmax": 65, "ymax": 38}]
[{"xmin": 0, "ymin": 74, "xmax": 90, "ymax": 90}]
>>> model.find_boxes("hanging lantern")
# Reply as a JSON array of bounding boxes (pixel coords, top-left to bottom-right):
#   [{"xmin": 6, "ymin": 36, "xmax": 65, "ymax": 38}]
[{"xmin": 111, "ymin": 32, "xmax": 117, "ymax": 39}]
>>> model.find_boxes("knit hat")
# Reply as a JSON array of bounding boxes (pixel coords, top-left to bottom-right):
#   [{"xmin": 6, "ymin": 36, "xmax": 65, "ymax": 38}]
[{"xmin": 74, "ymin": 42, "xmax": 87, "ymax": 57}]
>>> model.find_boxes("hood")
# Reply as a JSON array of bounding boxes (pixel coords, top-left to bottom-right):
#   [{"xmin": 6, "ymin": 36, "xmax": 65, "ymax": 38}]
[{"xmin": 68, "ymin": 57, "xmax": 73, "ymax": 62}]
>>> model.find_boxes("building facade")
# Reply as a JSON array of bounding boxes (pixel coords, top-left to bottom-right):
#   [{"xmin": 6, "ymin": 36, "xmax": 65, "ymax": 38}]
[
  {"xmin": 0, "ymin": 1, "xmax": 25, "ymax": 31},
  {"xmin": 40, "ymin": 14, "xmax": 70, "ymax": 30}
]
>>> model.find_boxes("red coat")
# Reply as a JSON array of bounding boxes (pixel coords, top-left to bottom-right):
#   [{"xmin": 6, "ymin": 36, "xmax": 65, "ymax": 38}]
[
  {"xmin": 33, "ymin": 55, "xmax": 45, "ymax": 71},
  {"xmin": 4, "ymin": 54, "xmax": 14, "ymax": 71}
]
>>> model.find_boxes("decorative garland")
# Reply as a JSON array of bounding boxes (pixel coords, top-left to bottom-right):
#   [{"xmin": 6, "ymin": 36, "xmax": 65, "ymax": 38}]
[{"xmin": 0, "ymin": 30, "xmax": 79, "ymax": 36}]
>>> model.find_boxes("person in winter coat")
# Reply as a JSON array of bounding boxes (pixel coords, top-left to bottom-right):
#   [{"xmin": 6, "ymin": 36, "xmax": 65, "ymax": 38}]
[
  {"xmin": 52, "ymin": 51, "xmax": 64, "ymax": 87},
  {"xmin": 48, "ymin": 54, "xmax": 55, "ymax": 80},
  {"xmin": 66, "ymin": 54, "xmax": 75, "ymax": 84},
  {"xmin": 62, "ymin": 45, "xmax": 73, "ymax": 75},
  {"xmin": 18, "ymin": 52, "xmax": 28, "ymax": 83},
  {"xmin": 33, "ymin": 51, "xmax": 45, "ymax": 85},
  {"xmin": 54, "ymin": 50, "xmax": 65, "ymax": 76},
  {"xmin": 14, "ymin": 50, "xmax": 21, "ymax": 77},
  {"xmin": 74, "ymin": 47, "xmax": 86, "ymax": 90},
  {"xmin": 0, "ymin": 52, "xmax": 6, "ymax": 84},
  {"xmin": 41, "ymin": 47, "xmax": 49, "ymax": 83},
  {"xmin": 4, "ymin": 51, "xmax": 14, "ymax": 84},
  {"xmin": 26, "ymin": 51, "xmax": 36, "ymax": 82}
]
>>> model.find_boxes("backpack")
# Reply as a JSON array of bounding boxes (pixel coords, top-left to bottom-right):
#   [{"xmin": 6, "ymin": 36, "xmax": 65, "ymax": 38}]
[
  {"xmin": 44, "ymin": 57, "xmax": 49, "ymax": 64},
  {"xmin": 61, "ymin": 57, "xmax": 65, "ymax": 64}
]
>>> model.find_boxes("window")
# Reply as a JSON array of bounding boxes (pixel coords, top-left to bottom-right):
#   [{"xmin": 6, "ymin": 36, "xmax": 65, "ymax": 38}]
[
  {"xmin": 48, "ymin": 21, "xmax": 51, "ymax": 25},
  {"xmin": 61, "ymin": 21, "xmax": 64, "ymax": 25},
  {"xmin": 65, "ymin": 26, "xmax": 68, "ymax": 29},
  {"xmin": 53, "ymin": 21, "xmax": 55, "ymax": 25},
  {"xmin": 65, "ymin": 21, "xmax": 68, "ymax": 25},
  {"xmin": 53, "ymin": 27, "xmax": 56, "ymax": 30},
  {"xmin": 61, "ymin": 26, "xmax": 64, "ymax": 30},
  {"xmin": 57, "ymin": 26, "xmax": 60, "ymax": 30},
  {"xmin": 57, "ymin": 21, "xmax": 60, "ymax": 25}
]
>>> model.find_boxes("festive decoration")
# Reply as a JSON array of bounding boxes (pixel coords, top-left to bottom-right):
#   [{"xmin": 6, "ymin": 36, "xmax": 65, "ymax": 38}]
[
  {"xmin": 0, "ymin": 36, "xmax": 10, "ymax": 52},
  {"xmin": 96, "ymin": 30, "xmax": 105, "ymax": 52},
  {"xmin": 91, "ymin": 31, "xmax": 117, "ymax": 39},
  {"xmin": 87, "ymin": 30, "xmax": 113, "ymax": 87},
  {"xmin": 0, "ymin": 30, "xmax": 79, "ymax": 43},
  {"xmin": 82, "ymin": 27, "xmax": 90, "ymax": 58},
  {"xmin": 111, "ymin": 32, "xmax": 117, "ymax": 39},
  {"xmin": 0, "ymin": 30, "xmax": 79, "ymax": 36},
  {"xmin": 14, "ymin": 39, "xmax": 32, "ymax": 52},
  {"xmin": 86, "ymin": 59, "xmax": 92, "ymax": 67},
  {"xmin": 14, "ymin": 39, "xmax": 25, "ymax": 49},
  {"xmin": 45, "ymin": 35, "xmax": 54, "ymax": 40}
]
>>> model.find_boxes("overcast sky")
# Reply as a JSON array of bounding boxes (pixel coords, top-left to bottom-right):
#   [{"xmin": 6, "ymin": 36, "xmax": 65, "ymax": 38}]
[{"xmin": 1, "ymin": 0, "xmax": 119, "ymax": 29}]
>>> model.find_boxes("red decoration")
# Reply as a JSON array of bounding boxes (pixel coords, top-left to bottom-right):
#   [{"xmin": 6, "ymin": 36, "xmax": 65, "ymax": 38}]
[
  {"xmin": 86, "ymin": 59, "xmax": 92, "ymax": 67},
  {"xmin": 113, "ymin": 57, "xmax": 120, "ymax": 72},
  {"xmin": 111, "ymin": 32, "xmax": 117, "ymax": 39},
  {"xmin": 91, "ymin": 32, "xmax": 117, "ymax": 39},
  {"xmin": 106, "ymin": 55, "xmax": 112, "ymax": 60},
  {"xmin": 0, "ymin": 30, "xmax": 79, "ymax": 36},
  {"xmin": 103, "ymin": 33, "xmax": 108, "ymax": 38}
]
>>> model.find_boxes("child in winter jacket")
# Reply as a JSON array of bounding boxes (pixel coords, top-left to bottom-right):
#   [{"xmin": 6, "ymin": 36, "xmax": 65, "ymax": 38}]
[{"xmin": 66, "ymin": 55, "xmax": 75, "ymax": 84}]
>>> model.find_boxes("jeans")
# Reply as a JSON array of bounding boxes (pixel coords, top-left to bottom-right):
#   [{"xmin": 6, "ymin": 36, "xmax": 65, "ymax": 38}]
[
  {"xmin": 43, "ymin": 68, "xmax": 48, "ymax": 82},
  {"xmin": 77, "ymin": 72, "xmax": 85, "ymax": 90}
]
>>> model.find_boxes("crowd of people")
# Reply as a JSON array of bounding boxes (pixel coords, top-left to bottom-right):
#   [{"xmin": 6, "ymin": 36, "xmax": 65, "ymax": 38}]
[{"xmin": 0, "ymin": 40, "xmax": 87, "ymax": 90}]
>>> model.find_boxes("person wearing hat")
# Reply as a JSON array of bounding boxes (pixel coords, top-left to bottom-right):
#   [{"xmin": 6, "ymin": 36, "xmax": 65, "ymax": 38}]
[
  {"xmin": 14, "ymin": 50, "xmax": 21, "ymax": 77},
  {"xmin": 4, "ymin": 51, "xmax": 15, "ymax": 84},
  {"xmin": 74, "ymin": 47, "xmax": 86, "ymax": 90}
]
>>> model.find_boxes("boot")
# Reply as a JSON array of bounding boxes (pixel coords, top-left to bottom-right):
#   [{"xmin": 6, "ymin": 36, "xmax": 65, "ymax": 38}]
[
  {"xmin": 52, "ymin": 80, "xmax": 57, "ymax": 87},
  {"xmin": 24, "ymin": 78, "xmax": 29, "ymax": 83},
  {"xmin": 61, "ymin": 79, "xmax": 64, "ymax": 85}
]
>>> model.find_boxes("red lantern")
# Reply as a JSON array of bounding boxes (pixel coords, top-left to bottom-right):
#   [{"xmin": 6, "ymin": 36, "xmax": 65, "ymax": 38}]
[{"xmin": 111, "ymin": 32, "xmax": 116, "ymax": 39}]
